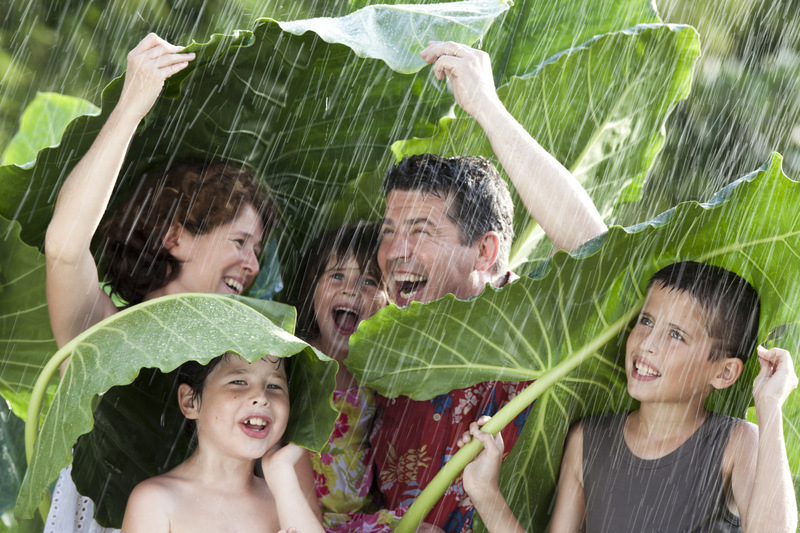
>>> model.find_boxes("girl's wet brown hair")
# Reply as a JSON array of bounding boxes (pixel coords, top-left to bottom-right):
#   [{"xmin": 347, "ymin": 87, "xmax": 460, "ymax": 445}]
[
  {"xmin": 99, "ymin": 161, "xmax": 274, "ymax": 304},
  {"xmin": 290, "ymin": 221, "xmax": 384, "ymax": 342}
]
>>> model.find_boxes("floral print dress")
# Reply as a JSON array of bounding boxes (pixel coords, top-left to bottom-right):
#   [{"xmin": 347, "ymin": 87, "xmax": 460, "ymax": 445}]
[{"xmin": 311, "ymin": 387, "xmax": 404, "ymax": 533}]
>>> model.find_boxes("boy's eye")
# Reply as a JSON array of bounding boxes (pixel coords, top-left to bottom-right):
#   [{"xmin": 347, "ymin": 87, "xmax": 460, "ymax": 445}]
[
  {"xmin": 670, "ymin": 330, "xmax": 684, "ymax": 342},
  {"xmin": 230, "ymin": 379, "xmax": 246, "ymax": 385},
  {"xmin": 232, "ymin": 238, "xmax": 245, "ymax": 248}
]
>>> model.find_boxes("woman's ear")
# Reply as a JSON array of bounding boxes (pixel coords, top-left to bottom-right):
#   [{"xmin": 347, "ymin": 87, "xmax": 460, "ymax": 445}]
[
  {"xmin": 711, "ymin": 358, "xmax": 744, "ymax": 390},
  {"xmin": 162, "ymin": 224, "xmax": 191, "ymax": 260},
  {"xmin": 178, "ymin": 383, "xmax": 200, "ymax": 419}
]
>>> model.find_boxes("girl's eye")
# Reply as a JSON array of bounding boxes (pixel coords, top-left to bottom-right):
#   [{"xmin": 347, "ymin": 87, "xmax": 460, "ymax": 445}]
[
  {"xmin": 331, "ymin": 272, "xmax": 345, "ymax": 281},
  {"xmin": 267, "ymin": 383, "xmax": 285, "ymax": 392},
  {"xmin": 381, "ymin": 227, "xmax": 394, "ymax": 236},
  {"xmin": 230, "ymin": 379, "xmax": 246, "ymax": 385},
  {"xmin": 363, "ymin": 277, "xmax": 378, "ymax": 287},
  {"xmin": 232, "ymin": 238, "xmax": 245, "ymax": 248},
  {"xmin": 670, "ymin": 330, "xmax": 684, "ymax": 342},
  {"xmin": 638, "ymin": 315, "xmax": 653, "ymax": 327}
]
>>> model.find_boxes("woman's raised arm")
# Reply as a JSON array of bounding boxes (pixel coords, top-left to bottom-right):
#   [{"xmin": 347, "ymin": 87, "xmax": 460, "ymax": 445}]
[{"xmin": 45, "ymin": 34, "xmax": 194, "ymax": 349}]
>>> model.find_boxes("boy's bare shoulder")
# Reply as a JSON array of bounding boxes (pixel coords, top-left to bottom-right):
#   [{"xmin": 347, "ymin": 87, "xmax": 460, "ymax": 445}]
[
  {"xmin": 722, "ymin": 419, "xmax": 758, "ymax": 476},
  {"xmin": 727, "ymin": 419, "xmax": 758, "ymax": 452},
  {"xmin": 122, "ymin": 474, "xmax": 178, "ymax": 531}
]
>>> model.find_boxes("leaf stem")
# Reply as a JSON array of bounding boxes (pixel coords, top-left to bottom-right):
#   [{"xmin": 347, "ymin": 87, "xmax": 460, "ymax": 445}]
[
  {"xmin": 394, "ymin": 300, "xmax": 642, "ymax": 532},
  {"xmin": 24, "ymin": 348, "xmax": 71, "ymax": 523}
]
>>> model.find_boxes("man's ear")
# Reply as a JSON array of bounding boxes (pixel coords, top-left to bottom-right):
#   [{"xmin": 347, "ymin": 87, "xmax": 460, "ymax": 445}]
[
  {"xmin": 711, "ymin": 358, "xmax": 744, "ymax": 390},
  {"xmin": 178, "ymin": 383, "xmax": 200, "ymax": 419},
  {"xmin": 473, "ymin": 231, "xmax": 500, "ymax": 273}
]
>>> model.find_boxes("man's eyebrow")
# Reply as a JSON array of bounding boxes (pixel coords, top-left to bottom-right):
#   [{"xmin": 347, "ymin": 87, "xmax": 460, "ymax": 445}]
[{"xmin": 405, "ymin": 217, "xmax": 434, "ymax": 227}]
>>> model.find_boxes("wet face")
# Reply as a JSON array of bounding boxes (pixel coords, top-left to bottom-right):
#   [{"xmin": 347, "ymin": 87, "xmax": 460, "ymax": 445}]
[
  {"xmin": 312, "ymin": 255, "xmax": 388, "ymax": 360},
  {"xmin": 378, "ymin": 189, "xmax": 485, "ymax": 307},
  {"xmin": 625, "ymin": 284, "xmax": 722, "ymax": 406},
  {"xmin": 167, "ymin": 203, "xmax": 264, "ymax": 296},
  {"xmin": 182, "ymin": 355, "xmax": 289, "ymax": 460}
]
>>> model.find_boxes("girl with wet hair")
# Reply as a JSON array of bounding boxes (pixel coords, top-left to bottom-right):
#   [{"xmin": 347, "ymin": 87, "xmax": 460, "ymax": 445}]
[
  {"xmin": 43, "ymin": 34, "xmax": 286, "ymax": 533},
  {"xmin": 288, "ymin": 223, "xmax": 404, "ymax": 531}
]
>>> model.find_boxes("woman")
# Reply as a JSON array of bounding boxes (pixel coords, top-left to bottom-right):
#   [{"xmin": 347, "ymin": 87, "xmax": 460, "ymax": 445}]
[{"xmin": 44, "ymin": 34, "xmax": 281, "ymax": 532}]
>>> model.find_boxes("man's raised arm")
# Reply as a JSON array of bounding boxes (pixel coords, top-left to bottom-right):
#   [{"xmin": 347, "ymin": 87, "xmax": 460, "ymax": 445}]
[{"xmin": 421, "ymin": 41, "xmax": 607, "ymax": 252}]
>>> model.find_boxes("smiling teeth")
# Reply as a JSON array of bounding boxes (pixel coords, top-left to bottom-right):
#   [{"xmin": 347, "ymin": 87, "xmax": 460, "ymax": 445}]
[
  {"xmin": 244, "ymin": 417, "xmax": 267, "ymax": 428},
  {"xmin": 635, "ymin": 361, "xmax": 661, "ymax": 377},
  {"xmin": 224, "ymin": 278, "xmax": 243, "ymax": 293},
  {"xmin": 394, "ymin": 274, "xmax": 426, "ymax": 283}
]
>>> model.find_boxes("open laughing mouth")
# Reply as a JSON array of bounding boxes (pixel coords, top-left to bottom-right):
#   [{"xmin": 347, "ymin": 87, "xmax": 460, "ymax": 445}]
[
  {"xmin": 393, "ymin": 273, "xmax": 427, "ymax": 304},
  {"xmin": 332, "ymin": 307, "xmax": 361, "ymax": 335},
  {"xmin": 224, "ymin": 277, "xmax": 244, "ymax": 294},
  {"xmin": 633, "ymin": 359, "xmax": 661, "ymax": 379},
  {"xmin": 240, "ymin": 416, "xmax": 271, "ymax": 438}
]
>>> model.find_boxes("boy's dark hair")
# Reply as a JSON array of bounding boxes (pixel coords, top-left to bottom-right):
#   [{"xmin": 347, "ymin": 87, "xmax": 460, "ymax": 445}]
[
  {"xmin": 648, "ymin": 261, "xmax": 760, "ymax": 363},
  {"xmin": 383, "ymin": 154, "xmax": 514, "ymax": 274},
  {"xmin": 99, "ymin": 161, "xmax": 275, "ymax": 304},
  {"xmin": 177, "ymin": 353, "xmax": 289, "ymax": 444},
  {"xmin": 291, "ymin": 221, "xmax": 384, "ymax": 341}
]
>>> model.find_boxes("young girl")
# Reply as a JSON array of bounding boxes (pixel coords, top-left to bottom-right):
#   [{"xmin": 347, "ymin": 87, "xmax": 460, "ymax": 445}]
[
  {"xmin": 45, "ymin": 34, "xmax": 277, "ymax": 532},
  {"xmin": 290, "ymin": 222, "xmax": 404, "ymax": 531},
  {"xmin": 121, "ymin": 353, "xmax": 324, "ymax": 533}
]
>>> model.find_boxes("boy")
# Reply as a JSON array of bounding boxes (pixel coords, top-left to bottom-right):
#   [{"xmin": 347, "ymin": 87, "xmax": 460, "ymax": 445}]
[
  {"xmin": 458, "ymin": 261, "xmax": 798, "ymax": 532},
  {"xmin": 121, "ymin": 354, "xmax": 323, "ymax": 533}
]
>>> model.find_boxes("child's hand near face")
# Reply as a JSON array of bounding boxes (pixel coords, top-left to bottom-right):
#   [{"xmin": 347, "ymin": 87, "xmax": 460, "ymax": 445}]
[
  {"xmin": 262, "ymin": 443, "xmax": 324, "ymax": 533},
  {"xmin": 753, "ymin": 346, "xmax": 798, "ymax": 408}
]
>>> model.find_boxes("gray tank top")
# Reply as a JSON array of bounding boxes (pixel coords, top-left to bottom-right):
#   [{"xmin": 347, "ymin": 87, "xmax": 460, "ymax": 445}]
[{"xmin": 582, "ymin": 412, "xmax": 742, "ymax": 533}]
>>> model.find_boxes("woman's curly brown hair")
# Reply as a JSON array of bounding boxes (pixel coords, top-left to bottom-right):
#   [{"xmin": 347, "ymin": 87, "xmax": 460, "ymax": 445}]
[{"xmin": 98, "ymin": 162, "xmax": 274, "ymax": 304}]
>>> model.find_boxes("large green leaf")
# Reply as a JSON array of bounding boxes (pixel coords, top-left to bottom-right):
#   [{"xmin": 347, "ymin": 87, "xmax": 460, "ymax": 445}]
[
  {"xmin": 394, "ymin": 23, "xmax": 701, "ymax": 270},
  {"xmin": 0, "ymin": 0, "xmax": 508, "ymax": 425},
  {"xmin": 0, "ymin": 403, "xmax": 26, "ymax": 516},
  {"xmin": 1, "ymin": 93, "xmax": 99, "ymax": 168},
  {"xmin": 0, "ymin": 215, "xmax": 57, "ymax": 420},
  {"xmin": 0, "ymin": 0, "xmax": 508, "ymax": 252},
  {"xmin": 351, "ymin": 0, "xmax": 658, "ymax": 79},
  {"xmin": 347, "ymin": 153, "xmax": 800, "ymax": 530},
  {"xmin": 15, "ymin": 294, "xmax": 337, "ymax": 526}
]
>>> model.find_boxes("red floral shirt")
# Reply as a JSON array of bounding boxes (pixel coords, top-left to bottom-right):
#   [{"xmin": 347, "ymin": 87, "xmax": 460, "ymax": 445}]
[{"xmin": 370, "ymin": 380, "xmax": 532, "ymax": 532}]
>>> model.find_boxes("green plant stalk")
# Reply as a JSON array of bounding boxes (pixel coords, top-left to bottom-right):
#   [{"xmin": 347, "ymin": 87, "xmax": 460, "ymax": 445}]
[
  {"xmin": 395, "ymin": 300, "xmax": 643, "ymax": 532},
  {"xmin": 24, "ymin": 347, "xmax": 72, "ymax": 523}
]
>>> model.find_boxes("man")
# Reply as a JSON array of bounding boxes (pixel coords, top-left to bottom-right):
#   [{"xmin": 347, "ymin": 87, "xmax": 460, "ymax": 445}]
[{"xmin": 369, "ymin": 42, "xmax": 607, "ymax": 532}]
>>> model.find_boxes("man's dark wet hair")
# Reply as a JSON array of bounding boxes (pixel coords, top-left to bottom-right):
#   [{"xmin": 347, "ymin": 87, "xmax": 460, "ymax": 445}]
[
  {"xmin": 648, "ymin": 261, "xmax": 760, "ymax": 363},
  {"xmin": 383, "ymin": 154, "xmax": 514, "ymax": 274},
  {"xmin": 177, "ymin": 353, "xmax": 289, "ymax": 445},
  {"xmin": 290, "ymin": 221, "xmax": 384, "ymax": 341}
]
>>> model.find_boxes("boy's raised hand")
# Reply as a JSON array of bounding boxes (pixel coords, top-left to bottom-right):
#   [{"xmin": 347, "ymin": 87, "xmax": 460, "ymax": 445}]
[
  {"xmin": 120, "ymin": 33, "xmax": 195, "ymax": 122},
  {"xmin": 458, "ymin": 415, "xmax": 504, "ymax": 504},
  {"xmin": 753, "ymin": 346, "xmax": 798, "ymax": 407}
]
